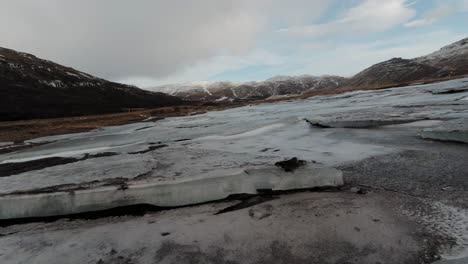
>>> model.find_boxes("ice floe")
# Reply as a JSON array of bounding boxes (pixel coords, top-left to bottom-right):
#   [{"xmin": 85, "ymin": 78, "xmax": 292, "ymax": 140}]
[{"xmin": 0, "ymin": 164, "xmax": 342, "ymax": 219}]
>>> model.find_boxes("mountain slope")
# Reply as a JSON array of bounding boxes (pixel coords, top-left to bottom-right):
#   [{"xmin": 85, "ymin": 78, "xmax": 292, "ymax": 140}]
[
  {"xmin": 414, "ymin": 37, "xmax": 468, "ymax": 76},
  {"xmin": 151, "ymin": 75, "xmax": 345, "ymax": 102},
  {"xmin": 343, "ymin": 37, "xmax": 468, "ymax": 90},
  {"xmin": 0, "ymin": 47, "xmax": 184, "ymax": 121},
  {"xmin": 343, "ymin": 58, "xmax": 445, "ymax": 88}
]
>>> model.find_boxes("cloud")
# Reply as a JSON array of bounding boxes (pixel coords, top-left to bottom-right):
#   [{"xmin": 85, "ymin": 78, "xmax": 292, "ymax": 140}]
[
  {"xmin": 120, "ymin": 50, "xmax": 285, "ymax": 87},
  {"xmin": 405, "ymin": 0, "xmax": 468, "ymax": 27},
  {"xmin": 279, "ymin": 0, "xmax": 415, "ymax": 37},
  {"xmin": 0, "ymin": 0, "xmax": 331, "ymax": 83},
  {"xmin": 0, "ymin": 0, "xmax": 465, "ymax": 87},
  {"xmin": 404, "ymin": 18, "xmax": 437, "ymax": 27}
]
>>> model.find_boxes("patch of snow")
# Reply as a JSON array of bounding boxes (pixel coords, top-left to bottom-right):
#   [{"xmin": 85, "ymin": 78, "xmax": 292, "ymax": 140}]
[
  {"xmin": 0, "ymin": 142, "xmax": 13, "ymax": 147},
  {"xmin": 231, "ymin": 87, "xmax": 239, "ymax": 98},
  {"xmin": 416, "ymin": 38, "xmax": 468, "ymax": 62},
  {"xmin": 203, "ymin": 87, "xmax": 212, "ymax": 96},
  {"xmin": 66, "ymin": 72, "xmax": 81, "ymax": 78},
  {"xmin": 78, "ymin": 72, "xmax": 94, "ymax": 79},
  {"xmin": 8, "ymin": 63, "xmax": 23, "ymax": 69},
  {"xmin": 40, "ymin": 80, "xmax": 65, "ymax": 88},
  {"xmin": 73, "ymin": 81, "xmax": 97, "ymax": 87},
  {"xmin": 266, "ymin": 74, "xmax": 316, "ymax": 82},
  {"xmin": 424, "ymin": 202, "xmax": 468, "ymax": 261},
  {"xmin": 142, "ymin": 116, "xmax": 160, "ymax": 122},
  {"xmin": 215, "ymin": 96, "xmax": 228, "ymax": 102},
  {"xmin": 19, "ymin": 53, "xmax": 34, "ymax": 59}
]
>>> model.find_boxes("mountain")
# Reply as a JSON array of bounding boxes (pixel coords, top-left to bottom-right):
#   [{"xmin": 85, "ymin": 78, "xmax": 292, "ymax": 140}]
[
  {"xmin": 343, "ymin": 37, "xmax": 468, "ymax": 90},
  {"xmin": 414, "ymin": 37, "xmax": 468, "ymax": 76},
  {"xmin": 3, "ymin": 37, "xmax": 466, "ymax": 121},
  {"xmin": 151, "ymin": 75, "xmax": 345, "ymax": 102},
  {"xmin": 342, "ymin": 58, "xmax": 445, "ymax": 89},
  {"xmin": 0, "ymin": 47, "xmax": 185, "ymax": 121},
  {"xmin": 151, "ymin": 38, "xmax": 468, "ymax": 102}
]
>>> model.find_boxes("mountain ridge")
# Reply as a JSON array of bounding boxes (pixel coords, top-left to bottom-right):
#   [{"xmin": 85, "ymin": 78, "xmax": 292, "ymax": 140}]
[
  {"xmin": 150, "ymin": 75, "xmax": 345, "ymax": 102},
  {"xmin": 342, "ymin": 37, "xmax": 468, "ymax": 89},
  {"xmin": 0, "ymin": 47, "xmax": 185, "ymax": 121},
  {"xmin": 149, "ymin": 37, "xmax": 468, "ymax": 102}
]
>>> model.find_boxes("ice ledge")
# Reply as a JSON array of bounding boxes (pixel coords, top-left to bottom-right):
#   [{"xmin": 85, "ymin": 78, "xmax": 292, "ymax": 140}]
[
  {"xmin": 0, "ymin": 165, "xmax": 343, "ymax": 220},
  {"xmin": 420, "ymin": 119, "xmax": 468, "ymax": 144}
]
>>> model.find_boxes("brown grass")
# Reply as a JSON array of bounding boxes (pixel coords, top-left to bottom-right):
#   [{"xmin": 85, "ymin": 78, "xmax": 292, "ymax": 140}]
[{"xmin": 0, "ymin": 104, "xmax": 245, "ymax": 143}]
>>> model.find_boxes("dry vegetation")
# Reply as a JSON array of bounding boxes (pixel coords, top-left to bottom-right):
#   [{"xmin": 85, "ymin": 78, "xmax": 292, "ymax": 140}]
[{"xmin": 0, "ymin": 104, "xmax": 245, "ymax": 143}]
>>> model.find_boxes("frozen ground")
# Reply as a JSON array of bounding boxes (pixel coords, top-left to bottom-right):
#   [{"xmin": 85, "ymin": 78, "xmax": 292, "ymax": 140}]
[{"xmin": 0, "ymin": 78, "xmax": 468, "ymax": 263}]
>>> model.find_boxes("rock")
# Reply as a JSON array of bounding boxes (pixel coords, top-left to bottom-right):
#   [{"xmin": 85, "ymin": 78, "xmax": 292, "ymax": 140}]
[
  {"xmin": 275, "ymin": 157, "xmax": 306, "ymax": 172},
  {"xmin": 357, "ymin": 188, "xmax": 368, "ymax": 195},
  {"xmin": 248, "ymin": 204, "xmax": 273, "ymax": 220},
  {"xmin": 349, "ymin": 187, "xmax": 368, "ymax": 195}
]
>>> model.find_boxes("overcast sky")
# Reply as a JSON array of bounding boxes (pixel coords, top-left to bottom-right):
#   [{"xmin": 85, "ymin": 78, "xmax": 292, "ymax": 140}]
[{"xmin": 1, "ymin": 0, "xmax": 467, "ymax": 88}]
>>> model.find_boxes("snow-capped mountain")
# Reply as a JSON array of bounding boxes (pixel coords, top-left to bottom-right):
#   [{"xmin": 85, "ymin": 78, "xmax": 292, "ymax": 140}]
[
  {"xmin": 151, "ymin": 75, "xmax": 345, "ymax": 102},
  {"xmin": 0, "ymin": 47, "xmax": 184, "ymax": 121},
  {"xmin": 343, "ymin": 37, "xmax": 468, "ymax": 89},
  {"xmin": 414, "ymin": 37, "xmax": 468, "ymax": 76},
  {"xmin": 150, "ymin": 37, "xmax": 468, "ymax": 102}
]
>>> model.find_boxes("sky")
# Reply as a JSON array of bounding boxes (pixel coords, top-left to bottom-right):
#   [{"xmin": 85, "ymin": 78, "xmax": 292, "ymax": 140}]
[{"xmin": 0, "ymin": 0, "xmax": 467, "ymax": 89}]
